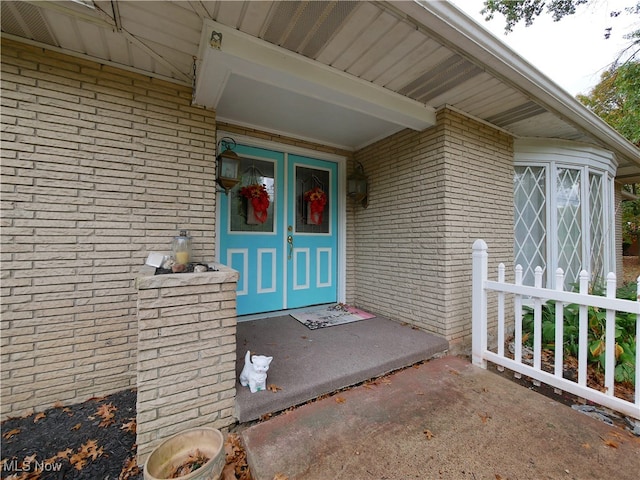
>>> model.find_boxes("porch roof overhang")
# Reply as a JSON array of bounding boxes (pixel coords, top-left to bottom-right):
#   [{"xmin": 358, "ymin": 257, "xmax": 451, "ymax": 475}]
[{"xmin": 2, "ymin": 0, "xmax": 639, "ymax": 181}]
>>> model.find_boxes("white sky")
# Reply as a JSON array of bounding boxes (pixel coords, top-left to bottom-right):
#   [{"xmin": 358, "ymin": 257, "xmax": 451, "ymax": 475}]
[{"xmin": 450, "ymin": 0, "xmax": 637, "ymax": 96}]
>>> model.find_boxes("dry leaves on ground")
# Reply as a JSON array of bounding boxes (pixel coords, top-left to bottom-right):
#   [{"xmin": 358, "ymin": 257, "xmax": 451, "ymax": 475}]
[
  {"xmin": 223, "ymin": 433, "xmax": 252, "ymax": 480},
  {"xmin": 95, "ymin": 403, "xmax": 117, "ymax": 427},
  {"xmin": 1, "ymin": 389, "xmax": 139, "ymax": 480}
]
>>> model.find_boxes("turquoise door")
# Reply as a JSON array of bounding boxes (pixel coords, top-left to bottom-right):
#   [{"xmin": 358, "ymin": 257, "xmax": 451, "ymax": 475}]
[{"xmin": 219, "ymin": 145, "xmax": 338, "ymax": 315}]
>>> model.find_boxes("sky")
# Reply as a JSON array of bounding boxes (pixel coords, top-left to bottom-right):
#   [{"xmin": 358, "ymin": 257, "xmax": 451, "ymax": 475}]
[{"xmin": 450, "ymin": 0, "xmax": 637, "ymax": 96}]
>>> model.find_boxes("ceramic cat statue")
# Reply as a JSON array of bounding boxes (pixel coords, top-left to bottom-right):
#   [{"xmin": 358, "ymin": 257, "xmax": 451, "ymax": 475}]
[{"xmin": 239, "ymin": 350, "xmax": 273, "ymax": 393}]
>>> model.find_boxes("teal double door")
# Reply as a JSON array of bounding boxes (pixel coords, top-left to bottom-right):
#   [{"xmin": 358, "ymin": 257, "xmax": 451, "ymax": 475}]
[{"xmin": 219, "ymin": 144, "xmax": 339, "ymax": 316}]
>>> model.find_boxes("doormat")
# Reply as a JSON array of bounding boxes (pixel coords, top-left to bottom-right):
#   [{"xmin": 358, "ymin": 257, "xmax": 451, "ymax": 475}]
[{"xmin": 290, "ymin": 304, "xmax": 376, "ymax": 330}]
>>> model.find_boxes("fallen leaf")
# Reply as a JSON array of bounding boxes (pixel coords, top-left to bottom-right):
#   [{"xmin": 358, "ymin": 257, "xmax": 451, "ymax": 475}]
[
  {"xmin": 119, "ymin": 456, "xmax": 141, "ymax": 480},
  {"xmin": 53, "ymin": 401, "xmax": 64, "ymax": 408},
  {"xmin": 268, "ymin": 384, "xmax": 283, "ymax": 393},
  {"xmin": 478, "ymin": 412, "xmax": 492, "ymax": 424},
  {"xmin": 95, "ymin": 403, "xmax": 117, "ymax": 427},
  {"xmin": 2, "ymin": 428, "xmax": 20, "ymax": 439},
  {"xmin": 71, "ymin": 423, "xmax": 82, "ymax": 431},
  {"xmin": 581, "ymin": 443, "xmax": 591, "ymax": 449},
  {"xmin": 423, "ymin": 429, "xmax": 434, "ymax": 440},
  {"xmin": 121, "ymin": 419, "xmax": 137, "ymax": 434},
  {"xmin": 33, "ymin": 412, "xmax": 46, "ymax": 423},
  {"xmin": 56, "ymin": 448, "xmax": 73, "ymax": 460},
  {"xmin": 80, "ymin": 439, "xmax": 98, "ymax": 454},
  {"xmin": 273, "ymin": 473, "xmax": 289, "ymax": 480},
  {"xmin": 260, "ymin": 413, "xmax": 272, "ymax": 421},
  {"xmin": 449, "ymin": 369, "xmax": 460, "ymax": 376},
  {"xmin": 70, "ymin": 453, "xmax": 87, "ymax": 471},
  {"xmin": 335, "ymin": 396, "xmax": 346, "ymax": 404},
  {"xmin": 603, "ymin": 439, "xmax": 619, "ymax": 449}
]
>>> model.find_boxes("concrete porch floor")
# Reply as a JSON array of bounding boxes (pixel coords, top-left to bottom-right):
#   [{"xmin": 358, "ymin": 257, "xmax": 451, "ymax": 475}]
[
  {"xmin": 234, "ymin": 313, "xmax": 449, "ymax": 422},
  {"xmin": 241, "ymin": 355, "xmax": 640, "ymax": 480}
]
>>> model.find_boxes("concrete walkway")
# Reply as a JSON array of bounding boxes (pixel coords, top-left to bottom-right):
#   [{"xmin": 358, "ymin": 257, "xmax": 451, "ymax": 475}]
[{"xmin": 241, "ymin": 356, "xmax": 640, "ymax": 480}]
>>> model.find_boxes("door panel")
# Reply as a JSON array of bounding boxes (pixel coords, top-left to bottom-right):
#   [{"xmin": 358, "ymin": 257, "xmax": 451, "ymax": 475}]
[
  {"xmin": 219, "ymin": 145, "xmax": 284, "ymax": 314},
  {"xmin": 219, "ymin": 146, "xmax": 337, "ymax": 315},
  {"xmin": 286, "ymin": 156, "xmax": 338, "ymax": 309}
]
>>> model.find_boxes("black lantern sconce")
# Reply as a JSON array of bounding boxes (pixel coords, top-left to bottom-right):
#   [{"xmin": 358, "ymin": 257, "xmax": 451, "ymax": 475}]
[
  {"xmin": 216, "ymin": 137, "xmax": 241, "ymax": 194},
  {"xmin": 347, "ymin": 161, "xmax": 368, "ymax": 208}
]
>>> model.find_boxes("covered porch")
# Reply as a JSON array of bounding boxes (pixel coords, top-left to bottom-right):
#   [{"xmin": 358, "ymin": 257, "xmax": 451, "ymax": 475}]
[{"xmin": 235, "ymin": 312, "xmax": 449, "ymax": 422}]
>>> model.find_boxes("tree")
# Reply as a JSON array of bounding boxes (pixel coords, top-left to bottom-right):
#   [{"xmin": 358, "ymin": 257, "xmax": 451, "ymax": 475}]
[
  {"xmin": 577, "ymin": 61, "xmax": 640, "ymax": 146},
  {"xmin": 482, "ymin": 0, "xmax": 589, "ymax": 31},
  {"xmin": 482, "ymin": 1, "xmax": 640, "ymax": 63}
]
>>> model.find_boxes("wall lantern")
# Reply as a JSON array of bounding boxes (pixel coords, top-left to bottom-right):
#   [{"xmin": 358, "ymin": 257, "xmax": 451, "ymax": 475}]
[
  {"xmin": 347, "ymin": 162, "xmax": 368, "ymax": 208},
  {"xmin": 216, "ymin": 137, "xmax": 241, "ymax": 194}
]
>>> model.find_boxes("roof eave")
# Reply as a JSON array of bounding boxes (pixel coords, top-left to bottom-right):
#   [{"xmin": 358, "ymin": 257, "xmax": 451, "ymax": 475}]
[{"xmin": 393, "ymin": 0, "xmax": 640, "ymax": 168}]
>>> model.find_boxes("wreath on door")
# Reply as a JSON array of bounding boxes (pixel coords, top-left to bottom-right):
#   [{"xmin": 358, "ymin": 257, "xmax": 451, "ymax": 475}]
[
  {"xmin": 304, "ymin": 186, "xmax": 327, "ymax": 225},
  {"xmin": 240, "ymin": 183, "xmax": 270, "ymax": 224}
]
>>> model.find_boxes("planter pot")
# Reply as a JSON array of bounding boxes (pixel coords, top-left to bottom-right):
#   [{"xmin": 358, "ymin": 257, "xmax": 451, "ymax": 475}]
[{"xmin": 143, "ymin": 427, "xmax": 225, "ymax": 480}]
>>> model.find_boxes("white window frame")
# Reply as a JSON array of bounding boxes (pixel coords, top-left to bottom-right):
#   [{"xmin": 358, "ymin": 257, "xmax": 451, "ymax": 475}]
[{"xmin": 514, "ymin": 140, "xmax": 616, "ymax": 289}]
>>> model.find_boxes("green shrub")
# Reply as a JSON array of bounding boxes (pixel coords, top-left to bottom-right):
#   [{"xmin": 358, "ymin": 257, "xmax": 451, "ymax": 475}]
[{"xmin": 521, "ymin": 282, "xmax": 637, "ymax": 385}]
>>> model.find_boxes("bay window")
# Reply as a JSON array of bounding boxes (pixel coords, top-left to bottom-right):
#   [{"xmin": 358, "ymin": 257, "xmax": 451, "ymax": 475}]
[{"xmin": 514, "ymin": 140, "xmax": 616, "ymax": 289}]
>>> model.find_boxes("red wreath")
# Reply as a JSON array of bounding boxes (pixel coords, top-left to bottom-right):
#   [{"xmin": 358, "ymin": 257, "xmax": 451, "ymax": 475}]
[
  {"xmin": 304, "ymin": 187, "xmax": 327, "ymax": 225},
  {"xmin": 240, "ymin": 184, "xmax": 270, "ymax": 223}
]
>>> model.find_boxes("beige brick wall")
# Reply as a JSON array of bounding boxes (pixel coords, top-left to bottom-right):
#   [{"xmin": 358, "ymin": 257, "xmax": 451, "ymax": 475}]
[
  {"xmin": 352, "ymin": 109, "xmax": 514, "ymax": 351},
  {"xmin": 1, "ymin": 39, "xmax": 218, "ymax": 419},
  {"xmin": 136, "ymin": 265, "xmax": 238, "ymax": 463}
]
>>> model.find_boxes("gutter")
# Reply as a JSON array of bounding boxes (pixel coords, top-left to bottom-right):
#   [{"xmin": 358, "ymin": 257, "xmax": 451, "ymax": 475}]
[{"xmin": 390, "ymin": 0, "xmax": 640, "ymax": 169}]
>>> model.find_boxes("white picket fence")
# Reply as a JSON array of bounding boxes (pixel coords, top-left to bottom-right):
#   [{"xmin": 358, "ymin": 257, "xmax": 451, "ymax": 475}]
[{"xmin": 471, "ymin": 239, "xmax": 640, "ymax": 420}]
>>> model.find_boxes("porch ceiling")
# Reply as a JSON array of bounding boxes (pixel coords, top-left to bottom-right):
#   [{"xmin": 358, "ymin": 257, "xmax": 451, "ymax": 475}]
[{"xmin": 2, "ymin": 0, "xmax": 639, "ymax": 179}]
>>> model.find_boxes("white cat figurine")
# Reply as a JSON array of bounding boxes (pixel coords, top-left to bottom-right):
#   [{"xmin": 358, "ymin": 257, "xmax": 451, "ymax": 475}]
[{"xmin": 239, "ymin": 350, "xmax": 273, "ymax": 393}]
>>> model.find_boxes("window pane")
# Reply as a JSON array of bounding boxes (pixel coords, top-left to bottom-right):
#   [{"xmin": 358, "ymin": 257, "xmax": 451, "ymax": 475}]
[
  {"xmin": 295, "ymin": 166, "xmax": 330, "ymax": 234},
  {"xmin": 589, "ymin": 172, "xmax": 605, "ymax": 283},
  {"xmin": 514, "ymin": 166, "xmax": 547, "ymax": 286},
  {"xmin": 229, "ymin": 158, "xmax": 275, "ymax": 233},
  {"xmin": 556, "ymin": 168, "xmax": 582, "ymax": 288}
]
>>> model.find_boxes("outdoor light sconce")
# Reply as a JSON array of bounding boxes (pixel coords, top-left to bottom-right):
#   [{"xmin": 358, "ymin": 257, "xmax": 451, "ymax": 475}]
[
  {"xmin": 216, "ymin": 137, "xmax": 241, "ymax": 194},
  {"xmin": 347, "ymin": 161, "xmax": 368, "ymax": 208}
]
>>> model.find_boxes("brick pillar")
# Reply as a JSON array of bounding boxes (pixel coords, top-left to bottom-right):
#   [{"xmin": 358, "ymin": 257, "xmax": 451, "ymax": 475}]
[{"xmin": 135, "ymin": 265, "xmax": 239, "ymax": 464}]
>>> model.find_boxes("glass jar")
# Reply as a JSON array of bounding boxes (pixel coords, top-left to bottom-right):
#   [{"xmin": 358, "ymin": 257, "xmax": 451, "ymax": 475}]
[{"xmin": 172, "ymin": 230, "xmax": 192, "ymax": 265}]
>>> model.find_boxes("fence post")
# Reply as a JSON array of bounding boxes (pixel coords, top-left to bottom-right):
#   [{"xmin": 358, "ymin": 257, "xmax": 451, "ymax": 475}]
[
  {"xmin": 636, "ymin": 276, "xmax": 640, "ymax": 408},
  {"xmin": 605, "ymin": 272, "xmax": 617, "ymax": 396},
  {"xmin": 554, "ymin": 268, "xmax": 565, "ymax": 378},
  {"xmin": 472, "ymin": 239, "xmax": 488, "ymax": 368}
]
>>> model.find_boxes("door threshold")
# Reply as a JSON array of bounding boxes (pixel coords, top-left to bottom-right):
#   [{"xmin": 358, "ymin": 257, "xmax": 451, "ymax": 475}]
[{"xmin": 237, "ymin": 304, "xmax": 335, "ymax": 323}]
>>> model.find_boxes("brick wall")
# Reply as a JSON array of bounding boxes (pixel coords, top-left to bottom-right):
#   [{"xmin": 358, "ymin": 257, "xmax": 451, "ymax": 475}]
[
  {"xmin": 136, "ymin": 265, "xmax": 238, "ymax": 463},
  {"xmin": 352, "ymin": 109, "xmax": 514, "ymax": 351},
  {"xmin": 1, "ymin": 39, "xmax": 218, "ymax": 419}
]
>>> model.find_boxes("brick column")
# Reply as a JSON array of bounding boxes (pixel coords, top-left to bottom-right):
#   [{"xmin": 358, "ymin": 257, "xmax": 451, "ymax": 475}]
[{"xmin": 135, "ymin": 265, "xmax": 239, "ymax": 464}]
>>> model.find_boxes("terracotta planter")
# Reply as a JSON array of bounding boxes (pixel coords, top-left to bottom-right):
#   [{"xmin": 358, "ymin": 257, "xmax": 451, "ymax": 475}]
[{"xmin": 143, "ymin": 427, "xmax": 225, "ymax": 480}]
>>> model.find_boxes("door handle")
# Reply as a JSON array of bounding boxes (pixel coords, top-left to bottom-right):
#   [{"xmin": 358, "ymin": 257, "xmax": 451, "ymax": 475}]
[{"xmin": 287, "ymin": 235, "xmax": 293, "ymax": 260}]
